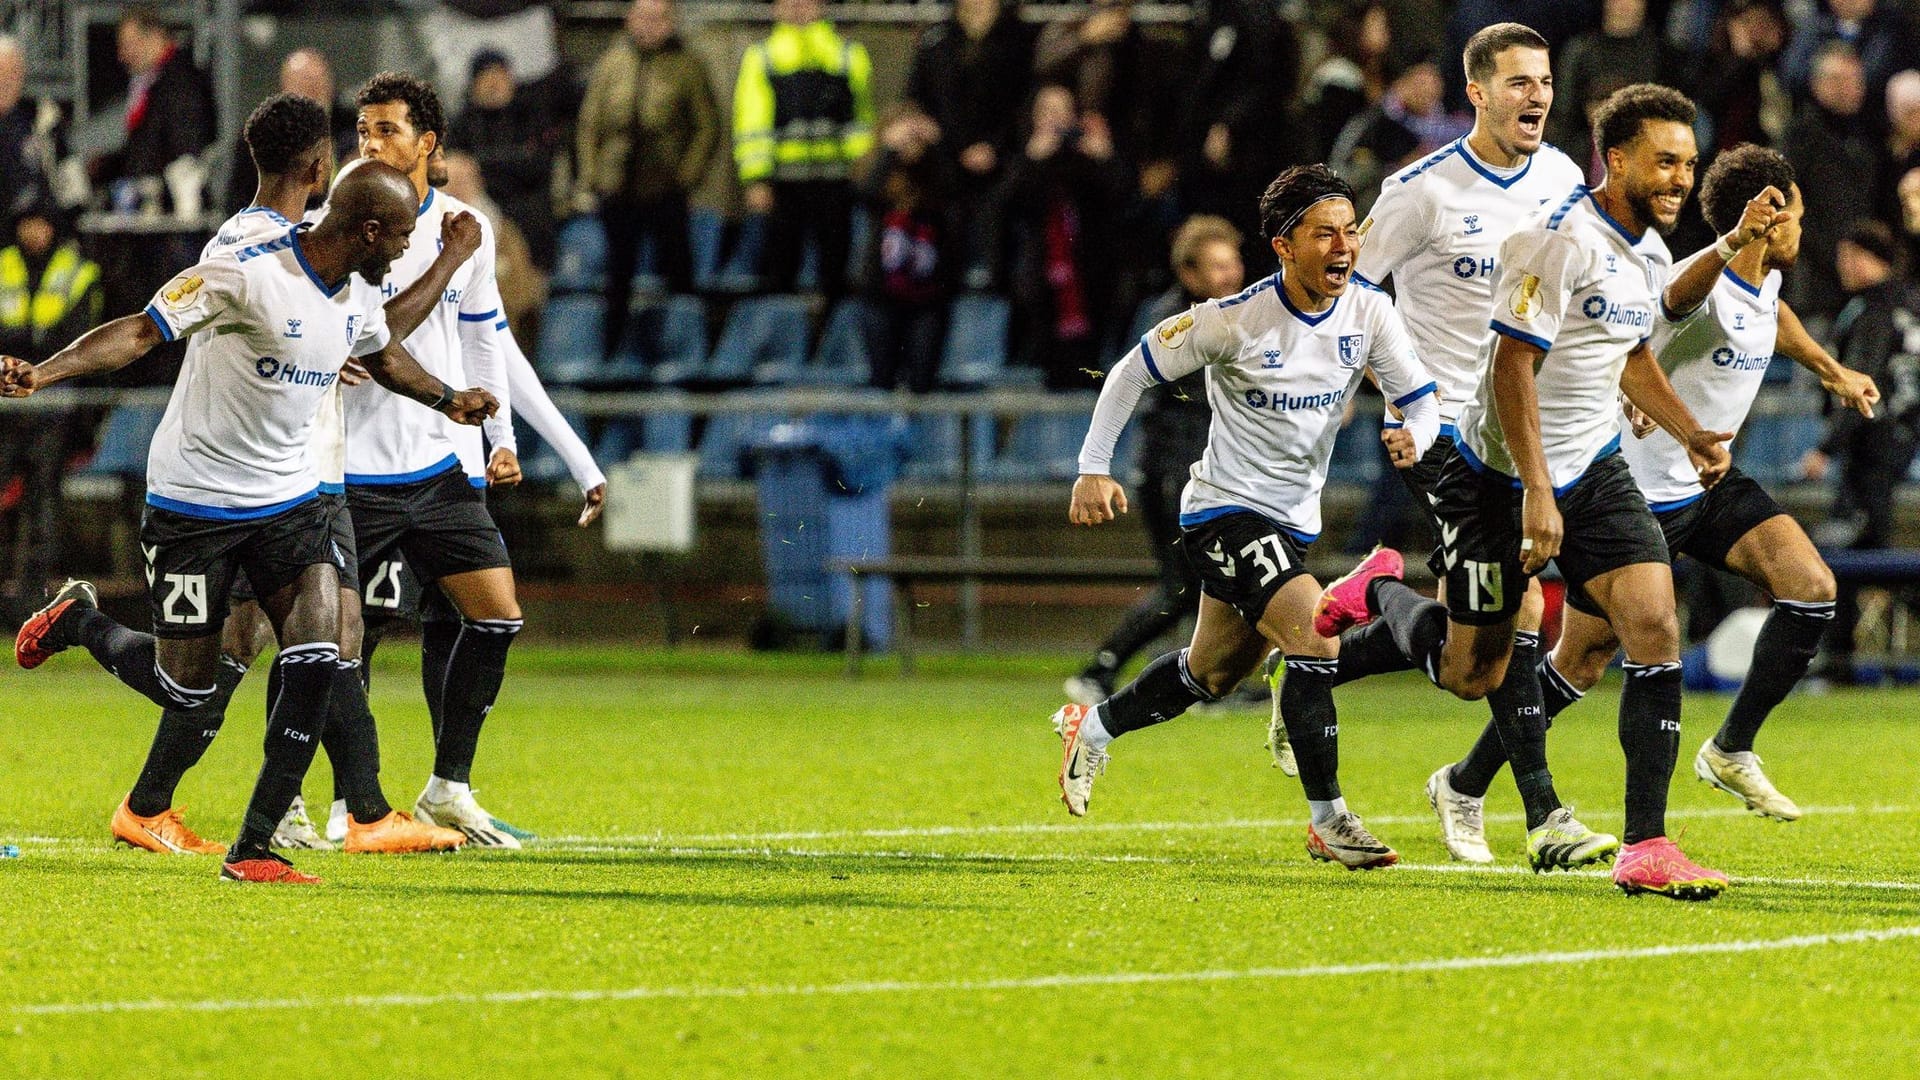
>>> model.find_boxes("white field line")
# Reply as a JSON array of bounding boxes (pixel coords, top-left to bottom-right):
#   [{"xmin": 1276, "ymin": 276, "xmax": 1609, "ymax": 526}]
[
  {"xmin": 16, "ymin": 924, "xmax": 1920, "ymax": 1017},
  {"xmin": 534, "ymin": 802, "xmax": 1916, "ymax": 847}
]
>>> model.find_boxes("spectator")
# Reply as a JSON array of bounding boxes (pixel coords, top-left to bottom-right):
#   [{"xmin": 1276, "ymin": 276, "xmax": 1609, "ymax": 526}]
[
  {"xmin": 0, "ymin": 197, "xmax": 98, "ymax": 610},
  {"xmin": 907, "ymin": 0, "xmax": 1035, "ymax": 284},
  {"xmin": 1780, "ymin": 0, "xmax": 1916, "ymax": 112},
  {"xmin": 441, "ymin": 149, "xmax": 547, "ymax": 346},
  {"xmin": 733, "ymin": 0, "xmax": 874, "ymax": 302},
  {"xmin": 1694, "ymin": 0, "xmax": 1792, "ymax": 152},
  {"xmin": 1, "ymin": 36, "xmax": 64, "ymax": 225},
  {"xmin": 1033, "ymin": 0, "xmax": 1180, "ymax": 195},
  {"xmin": 1800, "ymin": 221, "xmax": 1919, "ymax": 683},
  {"xmin": 419, "ymin": 0, "xmax": 561, "ymax": 110},
  {"xmin": 1784, "ymin": 42, "xmax": 1883, "ymax": 321},
  {"xmin": 222, "ymin": 48, "xmax": 357, "ymax": 214},
  {"xmin": 1000, "ymin": 84, "xmax": 1135, "ymax": 389},
  {"xmin": 1878, "ymin": 71, "xmax": 1920, "ymax": 227},
  {"xmin": 575, "ymin": 0, "xmax": 718, "ymax": 358},
  {"xmin": 450, "ymin": 49, "xmax": 561, "ymax": 269},
  {"xmin": 1304, "ymin": 3, "xmax": 1394, "ymax": 161},
  {"xmin": 1065, "ymin": 214, "xmax": 1244, "ymax": 705},
  {"xmin": 96, "ymin": 6, "xmax": 215, "ymax": 212},
  {"xmin": 1549, "ymin": 0, "xmax": 1669, "ymax": 162},
  {"xmin": 1329, "ymin": 59, "xmax": 1470, "ymax": 212},
  {"xmin": 1898, "ymin": 166, "xmax": 1920, "ymax": 269},
  {"xmin": 1178, "ymin": 0, "xmax": 1302, "ymax": 262},
  {"xmin": 858, "ymin": 107, "xmax": 954, "ymax": 394}
]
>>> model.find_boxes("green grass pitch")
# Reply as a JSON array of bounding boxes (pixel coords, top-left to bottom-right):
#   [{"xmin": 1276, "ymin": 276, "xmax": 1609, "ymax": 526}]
[{"xmin": 3, "ymin": 644, "xmax": 1918, "ymax": 1077}]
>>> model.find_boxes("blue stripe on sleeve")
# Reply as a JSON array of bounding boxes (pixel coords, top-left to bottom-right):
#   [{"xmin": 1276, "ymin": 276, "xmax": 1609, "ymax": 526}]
[
  {"xmin": 144, "ymin": 305, "xmax": 175, "ymax": 343},
  {"xmin": 1392, "ymin": 381, "xmax": 1437, "ymax": 409},
  {"xmin": 458, "ymin": 308, "xmax": 500, "ymax": 322},
  {"xmin": 1138, "ymin": 336, "xmax": 1168, "ymax": 384},
  {"xmin": 1489, "ymin": 319, "xmax": 1552, "ymax": 352}
]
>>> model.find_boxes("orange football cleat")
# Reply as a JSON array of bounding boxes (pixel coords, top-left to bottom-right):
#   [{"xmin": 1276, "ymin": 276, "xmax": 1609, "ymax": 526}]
[
  {"xmin": 343, "ymin": 810, "xmax": 466, "ymax": 854},
  {"xmin": 112, "ymin": 797, "xmax": 227, "ymax": 855},
  {"xmin": 220, "ymin": 853, "xmax": 321, "ymax": 884},
  {"xmin": 15, "ymin": 579, "xmax": 97, "ymax": 669}
]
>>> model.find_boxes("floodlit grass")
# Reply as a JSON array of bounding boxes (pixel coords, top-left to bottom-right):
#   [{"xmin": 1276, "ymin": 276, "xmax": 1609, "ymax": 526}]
[{"xmin": 3, "ymin": 645, "xmax": 1917, "ymax": 1077}]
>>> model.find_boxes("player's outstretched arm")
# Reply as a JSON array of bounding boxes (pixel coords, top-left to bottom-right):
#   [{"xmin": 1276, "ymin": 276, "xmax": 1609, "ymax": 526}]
[
  {"xmin": 0, "ymin": 312, "xmax": 165, "ymax": 396},
  {"xmin": 502, "ymin": 325, "xmax": 607, "ymax": 521},
  {"xmin": 382, "ymin": 210, "xmax": 483, "ymax": 341},
  {"xmin": 1489, "ymin": 334, "xmax": 1559, "ymax": 573},
  {"xmin": 1619, "ymin": 341, "xmax": 1732, "ymax": 488},
  {"xmin": 1778, "ymin": 299, "xmax": 1878, "ymax": 417},
  {"xmin": 1662, "ymin": 186, "xmax": 1789, "ymax": 319},
  {"xmin": 358, "ymin": 339, "xmax": 497, "ymax": 424}
]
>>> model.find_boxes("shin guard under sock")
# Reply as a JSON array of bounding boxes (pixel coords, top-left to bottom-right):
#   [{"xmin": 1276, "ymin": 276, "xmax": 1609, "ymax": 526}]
[
  {"xmin": 1716, "ymin": 600, "xmax": 1834, "ymax": 753},
  {"xmin": 1367, "ymin": 579, "xmax": 1447, "ymax": 683},
  {"xmin": 433, "ymin": 617, "xmax": 522, "ymax": 784},
  {"xmin": 318, "ymin": 659, "xmax": 391, "ymax": 823},
  {"xmin": 1619, "ymin": 660, "xmax": 1684, "ymax": 846},
  {"xmin": 126, "ymin": 655, "xmax": 248, "ymax": 816},
  {"xmin": 1333, "ymin": 620, "xmax": 1415, "ymax": 686},
  {"xmin": 230, "ymin": 643, "xmax": 337, "ymax": 859},
  {"xmin": 420, "ymin": 616, "xmax": 461, "ymax": 742},
  {"xmin": 1481, "ymin": 631, "xmax": 1558, "ymax": 827},
  {"xmin": 1538, "ymin": 655, "xmax": 1586, "ymax": 722},
  {"xmin": 1279, "ymin": 656, "xmax": 1342, "ymax": 802},
  {"xmin": 73, "ymin": 608, "xmax": 217, "ymax": 712},
  {"xmin": 1101, "ymin": 648, "xmax": 1212, "ymax": 738}
]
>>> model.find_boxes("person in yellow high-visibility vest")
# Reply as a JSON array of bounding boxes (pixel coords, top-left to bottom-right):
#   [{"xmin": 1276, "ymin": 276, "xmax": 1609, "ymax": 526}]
[
  {"xmin": 733, "ymin": 0, "xmax": 873, "ymax": 301},
  {"xmin": 0, "ymin": 198, "xmax": 100, "ymax": 608}
]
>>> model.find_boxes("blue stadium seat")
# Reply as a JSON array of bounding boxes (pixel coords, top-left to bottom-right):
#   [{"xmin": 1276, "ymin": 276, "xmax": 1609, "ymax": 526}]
[
  {"xmin": 535, "ymin": 294, "xmax": 607, "ymax": 386},
  {"xmin": 801, "ymin": 296, "xmax": 876, "ymax": 386},
  {"xmin": 992, "ymin": 413, "xmax": 1089, "ymax": 482},
  {"xmin": 1734, "ymin": 413, "xmax": 1824, "ymax": 484},
  {"xmin": 621, "ymin": 294, "xmax": 709, "ymax": 386},
  {"xmin": 696, "ymin": 407, "xmax": 785, "ymax": 479},
  {"xmin": 939, "ymin": 293, "xmax": 1011, "ymax": 387},
  {"xmin": 551, "ymin": 215, "xmax": 607, "ymax": 293},
  {"xmin": 83, "ymin": 404, "xmax": 165, "ymax": 476},
  {"xmin": 902, "ymin": 412, "xmax": 996, "ymax": 481},
  {"xmin": 706, "ymin": 294, "xmax": 811, "ymax": 385}
]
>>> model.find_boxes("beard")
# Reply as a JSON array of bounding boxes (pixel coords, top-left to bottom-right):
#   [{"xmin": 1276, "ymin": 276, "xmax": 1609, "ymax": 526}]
[{"xmin": 1626, "ymin": 181, "xmax": 1686, "ymax": 236}]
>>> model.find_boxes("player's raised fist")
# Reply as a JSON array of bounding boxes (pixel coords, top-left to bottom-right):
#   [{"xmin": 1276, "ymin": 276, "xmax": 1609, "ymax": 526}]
[
  {"xmin": 487, "ymin": 446, "xmax": 522, "ymax": 487},
  {"xmin": 440, "ymin": 210, "xmax": 482, "ymax": 261},
  {"xmin": 0, "ymin": 355, "xmax": 38, "ymax": 397},
  {"xmin": 1685, "ymin": 429, "xmax": 1735, "ymax": 488},
  {"xmin": 442, "ymin": 387, "xmax": 498, "ymax": 424},
  {"xmin": 1731, "ymin": 186, "xmax": 1789, "ymax": 249},
  {"xmin": 1069, "ymin": 474, "xmax": 1128, "ymax": 526}
]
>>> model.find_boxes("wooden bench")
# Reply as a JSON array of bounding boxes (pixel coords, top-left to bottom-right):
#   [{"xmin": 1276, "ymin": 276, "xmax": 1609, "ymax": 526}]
[{"xmin": 836, "ymin": 556, "xmax": 1160, "ymax": 675}]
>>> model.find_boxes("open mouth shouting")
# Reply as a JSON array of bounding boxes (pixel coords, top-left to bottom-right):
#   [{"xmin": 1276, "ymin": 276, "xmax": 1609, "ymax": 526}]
[
  {"xmin": 1323, "ymin": 259, "xmax": 1352, "ymax": 291},
  {"xmin": 1515, "ymin": 109, "xmax": 1545, "ymax": 141}
]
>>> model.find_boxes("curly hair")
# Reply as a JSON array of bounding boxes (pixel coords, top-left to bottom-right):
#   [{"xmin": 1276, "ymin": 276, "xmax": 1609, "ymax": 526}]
[
  {"xmin": 1591, "ymin": 83, "xmax": 1696, "ymax": 157},
  {"xmin": 1698, "ymin": 144, "xmax": 1795, "ymax": 236},
  {"xmin": 355, "ymin": 71, "xmax": 446, "ymax": 142},
  {"xmin": 243, "ymin": 92, "xmax": 332, "ymax": 177},
  {"xmin": 1258, "ymin": 164, "xmax": 1357, "ymax": 241}
]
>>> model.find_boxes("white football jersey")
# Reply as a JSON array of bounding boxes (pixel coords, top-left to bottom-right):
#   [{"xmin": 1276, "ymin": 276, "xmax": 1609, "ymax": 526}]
[
  {"xmin": 1087, "ymin": 273, "xmax": 1436, "ymax": 540},
  {"xmin": 1458, "ymin": 187, "xmax": 1673, "ymax": 492},
  {"xmin": 343, "ymin": 186, "xmax": 508, "ymax": 488},
  {"xmin": 1623, "ymin": 255, "xmax": 1783, "ymax": 507},
  {"xmin": 143, "ymin": 226, "xmax": 390, "ymax": 516},
  {"xmin": 201, "ymin": 205, "xmax": 348, "ymax": 495},
  {"xmin": 1355, "ymin": 138, "xmax": 1586, "ymax": 423}
]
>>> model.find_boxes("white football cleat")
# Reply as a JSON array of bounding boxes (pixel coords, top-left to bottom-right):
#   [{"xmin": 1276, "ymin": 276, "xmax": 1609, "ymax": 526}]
[
  {"xmin": 1052, "ymin": 704, "xmax": 1109, "ymax": 817},
  {"xmin": 1426, "ymin": 765, "xmax": 1493, "ymax": 863},
  {"xmin": 1695, "ymin": 739, "xmax": 1802, "ymax": 821},
  {"xmin": 415, "ymin": 785, "xmax": 523, "ymax": 849},
  {"xmin": 271, "ymin": 795, "xmax": 333, "ymax": 850},
  {"xmin": 325, "ymin": 798, "xmax": 349, "ymax": 845},
  {"xmin": 1263, "ymin": 651, "xmax": 1297, "ymax": 775},
  {"xmin": 1305, "ymin": 810, "xmax": 1398, "ymax": 870}
]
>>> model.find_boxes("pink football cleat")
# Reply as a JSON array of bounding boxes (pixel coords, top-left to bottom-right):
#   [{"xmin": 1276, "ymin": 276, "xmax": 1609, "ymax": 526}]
[
  {"xmin": 1612, "ymin": 836, "xmax": 1729, "ymax": 901},
  {"xmin": 1312, "ymin": 546, "xmax": 1404, "ymax": 638}
]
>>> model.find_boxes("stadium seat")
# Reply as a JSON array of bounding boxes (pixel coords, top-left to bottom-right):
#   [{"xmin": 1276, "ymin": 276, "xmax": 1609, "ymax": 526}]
[
  {"xmin": 939, "ymin": 293, "xmax": 1011, "ymax": 387},
  {"xmin": 534, "ymin": 294, "xmax": 608, "ymax": 386},
  {"xmin": 902, "ymin": 412, "xmax": 996, "ymax": 481},
  {"xmin": 1734, "ymin": 413, "xmax": 1824, "ymax": 484},
  {"xmin": 696, "ymin": 404, "xmax": 786, "ymax": 480},
  {"xmin": 83, "ymin": 404, "xmax": 165, "ymax": 476},
  {"xmin": 550, "ymin": 215, "xmax": 607, "ymax": 293},
  {"xmin": 706, "ymin": 294, "xmax": 811, "ymax": 385},
  {"xmin": 620, "ymin": 294, "xmax": 709, "ymax": 386},
  {"xmin": 992, "ymin": 413, "xmax": 1089, "ymax": 482},
  {"xmin": 801, "ymin": 296, "xmax": 876, "ymax": 386}
]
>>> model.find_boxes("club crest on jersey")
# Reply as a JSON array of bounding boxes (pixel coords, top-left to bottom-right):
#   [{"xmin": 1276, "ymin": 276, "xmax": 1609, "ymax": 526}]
[
  {"xmin": 1338, "ymin": 334, "xmax": 1366, "ymax": 367},
  {"xmin": 344, "ymin": 314, "xmax": 361, "ymax": 346},
  {"xmin": 1508, "ymin": 274, "xmax": 1542, "ymax": 322},
  {"xmin": 284, "ymin": 318, "xmax": 303, "ymax": 339},
  {"xmin": 1158, "ymin": 312, "xmax": 1195, "ymax": 350},
  {"xmin": 161, "ymin": 274, "xmax": 204, "ymax": 311},
  {"xmin": 1463, "ymin": 215, "xmax": 1482, "ymax": 235}
]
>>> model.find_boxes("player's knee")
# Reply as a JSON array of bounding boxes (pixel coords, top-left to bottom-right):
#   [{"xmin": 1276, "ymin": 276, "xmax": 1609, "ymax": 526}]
[
  {"xmin": 1554, "ymin": 648, "xmax": 1609, "ymax": 692},
  {"xmin": 1790, "ymin": 562, "xmax": 1838, "ymax": 605},
  {"xmin": 1516, "ymin": 583, "xmax": 1547, "ymax": 627},
  {"xmin": 1612, "ymin": 606, "xmax": 1679, "ymax": 660}
]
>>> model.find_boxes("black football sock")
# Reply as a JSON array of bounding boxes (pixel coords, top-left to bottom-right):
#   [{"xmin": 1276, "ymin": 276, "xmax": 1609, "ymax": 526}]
[
  {"xmin": 1449, "ymin": 631, "xmax": 1543, "ymax": 800},
  {"xmin": 318, "ymin": 659, "xmax": 391, "ymax": 823},
  {"xmin": 228, "ymin": 643, "xmax": 337, "ymax": 860},
  {"xmin": 71, "ymin": 608, "xmax": 217, "ymax": 712},
  {"xmin": 1332, "ymin": 620, "xmax": 1415, "ymax": 686},
  {"xmin": 1715, "ymin": 600, "xmax": 1834, "ymax": 754},
  {"xmin": 420, "ymin": 616, "xmax": 461, "ymax": 744},
  {"xmin": 1619, "ymin": 660, "xmax": 1683, "ymax": 846},
  {"xmin": 1538, "ymin": 655, "xmax": 1586, "ymax": 722},
  {"xmin": 1099, "ymin": 647, "xmax": 1212, "ymax": 738},
  {"xmin": 1367, "ymin": 579, "xmax": 1448, "ymax": 683},
  {"xmin": 1482, "ymin": 631, "xmax": 1558, "ymax": 827},
  {"xmin": 1279, "ymin": 656, "xmax": 1342, "ymax": 802},
  {"xmin": 432, "ymin": 617, "xmax": 522, "ymax": 784},
  {"xmin": 126, "ymin": 655, "xmax": 249, "ymax": 817}
]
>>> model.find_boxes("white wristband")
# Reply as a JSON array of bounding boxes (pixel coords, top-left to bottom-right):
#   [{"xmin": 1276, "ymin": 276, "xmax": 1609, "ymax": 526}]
[{"xmin": 1714, "ymin": 232, "xmax": 1738, "ymax": 262}]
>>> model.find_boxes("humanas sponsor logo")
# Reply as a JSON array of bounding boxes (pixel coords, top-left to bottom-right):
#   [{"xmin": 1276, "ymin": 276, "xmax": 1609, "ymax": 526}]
[
  {"xmin": 1711, "ymin": 346, "xmax": 1770, "ymax": 371},
  {"xmin": 1581, "ymin": 293, "xmax": 1652, "ymax": 330},
  {"xmin": 254, "ymin": 356, "xmax": 338, "ymax": 387},
  {"xmin": 1244, "ymin": 387, "xmax": 1348, "ymax": 411}
]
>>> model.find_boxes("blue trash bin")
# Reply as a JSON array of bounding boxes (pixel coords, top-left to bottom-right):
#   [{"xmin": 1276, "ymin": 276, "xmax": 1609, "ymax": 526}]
[{"xmin": 752, "ymin": 417, "xmax": 907, "ymax": 649}]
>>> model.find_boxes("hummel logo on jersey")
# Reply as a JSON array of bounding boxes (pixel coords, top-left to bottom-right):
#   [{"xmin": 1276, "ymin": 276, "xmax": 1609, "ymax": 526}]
[
  {"xmin": 345, "ymin": 314, "xmax": 361, "ymax": 347},
  {"xmin": 1208, "ymin": 541, "xmax": 1235, "ymax": 577},
  {"xmin": 284, "ymin": 318, "xmax": 303, "ymax": 339},
  {"xmin": 1262, "ymin": 350, "xmax": 1284, "ymax": 368},
  {"xmin": 1734, "ymin": 313, "xmax": 1746, "ymax": 330},
  {"xmin": 142, "ymin": 543, "xmax": 158, "ymax": 587},
  {"xmin": 1463, "ymin": 215, "xmax": 1482, "ymax": 235},
  {"xmin": 1605, "ymin": 255, "xmax": 1618, "ymax": 274},
  {"xmin": 254, "ymin": 356, "xmax": 338, "ymax": 387},
  {"xmin": 1439, "ymin": 522, "xmax": 1460, "ymax": 570},
  {"xmin": 1338, "ymin": 334, "xmax": 1366, "ymax": 367}
]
